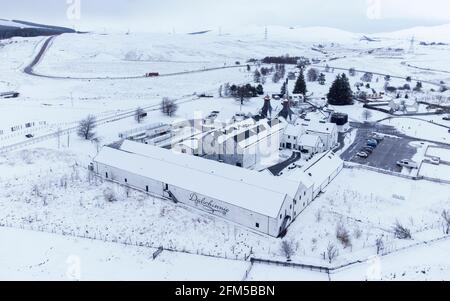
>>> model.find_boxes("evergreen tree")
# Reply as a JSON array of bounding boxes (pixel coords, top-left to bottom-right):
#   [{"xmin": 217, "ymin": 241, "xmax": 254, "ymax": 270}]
[
  {"xmin": 280, "ymin": 82, "xmax": 287, "ymax": 96},
  {"xmin": 256, "ymin": 84, "xmax": 264, "ymax": 95},
  {"xmin": 272, "ymin": 72, "xmax": 281, "ymax": 83},
  {"xmin": 254, "ymin": 69, "xmax": 261, "ymax": 83},
  {"xmin": 414, "ymin": 81, "xmax": 423, "ymax": 92},
  {"xmin": 293, "ymin": 69, "xmax": 307, "ymax": 95},
  {"xmin": 327, "ymin": 73, "xmax": 353, "ymax": 106},
  {"xmin": 318, "ymin": 73, "xmax": 326, "ymax": 85}
]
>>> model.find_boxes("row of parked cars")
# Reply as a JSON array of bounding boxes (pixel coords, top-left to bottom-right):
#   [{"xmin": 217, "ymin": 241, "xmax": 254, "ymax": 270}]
[{"xmin": 357, "ymin": 133, "xmax": 384, "ymax": 158}]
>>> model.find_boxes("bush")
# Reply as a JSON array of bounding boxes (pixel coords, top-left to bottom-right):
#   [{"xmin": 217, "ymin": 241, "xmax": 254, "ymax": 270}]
[
  {"xmin": 280, "ymin": 239, "xmax": 298, "ymax": 261},
  {"xmin": 103, "ymin": 188, "xmax": 118, "ymax": 203},
  {"xmin": 336, "ymin": 224, "xmax": 352, "ymax": 248},
  {"xmin": 326, "ymin": 243, "xmax": 339, "ymax": 263},
  {"xmin": 375, "ymin": 236, "xmax": 385, "ymax": 255},
  {"xmin": 160, "ymin": 97, "xmax": 178, "ymax": 117},
  {"xmin": 77, "ymin": 115, "xmax": 97, "ymax": 140},
  {"xmin": 442, "ymin": 210, "xmax": 450, "ymax": 235},
  {"xmin": 393, "ymin": 221, "xmax": 412, "ymax": 239}
]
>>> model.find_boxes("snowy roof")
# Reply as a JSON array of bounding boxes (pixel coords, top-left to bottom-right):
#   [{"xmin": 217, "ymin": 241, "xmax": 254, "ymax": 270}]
[
  {"xmin": 177, "ymin": 138, "xmax": 199, "ymax": 150},
  {"xmin": 216, "ymin": 119, "xmax": 285, "ymax": 149},
  {"xmin": 284, "ymin": 124, "xmax": 302, "ymax": 138},
  {"xmin": 299, "ymin": 134, "xmax": 322, "ymax": 148},
  {"xmin": 95, "ymin": 141, "xmax": 307, "ymax": 217},
  {"xmin": 303, "ymin": 121, "xmax": 337, "ymax": 134},
  {"xmin": 301, "ymin": 151, "xmax": 343, "ymax": 186}
]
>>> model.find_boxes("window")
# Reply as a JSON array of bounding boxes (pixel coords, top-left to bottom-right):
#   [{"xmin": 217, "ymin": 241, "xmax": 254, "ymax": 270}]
[
  {"xmin": 294, "ymin": 199, "xmax": 297, "ymax": 205},
  {"xmin": 256, "ymin": 223, "xmax": 260, "ymax": 228},
  {"xmin": 146, "ymin": 186, "xmax": 149, "ymax": 192},
  {"xmin": 105, "ymin": 172, "xmax": 108, "ymax": 179},
  {"xmin": 280, "ymin": 214, "xmax": 283, "ymax": 220},
  {"xmin": 125, "ymin": 178, "xmax": 128, "ymax": 183},
  {"xmin": 290, "ymin": 205, "xmax": 292, "ymax": 209}
]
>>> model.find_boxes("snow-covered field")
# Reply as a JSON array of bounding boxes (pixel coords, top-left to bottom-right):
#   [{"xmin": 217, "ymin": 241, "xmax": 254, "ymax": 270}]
[
  {"xmin": 419, "ymin": 163, "xmax": 450, "ymax": 182},
  {"xmin": 1, "ymin": 23, "xmax": 450, "ymax": 280},
  {"xmin": 0, "ymin": 227, "xmax": 248, "ymax": 281},
  {"xmin": 427, "ymin": 146, "xmax": 450, "ymax": 162}
]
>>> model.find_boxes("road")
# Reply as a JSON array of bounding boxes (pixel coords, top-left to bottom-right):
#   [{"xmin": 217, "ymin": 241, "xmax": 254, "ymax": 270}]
[
  {"xmin": 2, "ymin": 35, "xmax": 255, "ymax": 154},
  {"xmin": 24, "ymin": 36, "xmax": 249, "ymax": 81},
  {"xmin": 311, "ymin": 64, "xmax": 445, "ymax": 88},
  {"xmin": 0, "ymin": 94, "xmax": 204, "ymax": 154},
  {"xmin": 268, "ymin": 152, "xmax": 302, "ymax": 176}
]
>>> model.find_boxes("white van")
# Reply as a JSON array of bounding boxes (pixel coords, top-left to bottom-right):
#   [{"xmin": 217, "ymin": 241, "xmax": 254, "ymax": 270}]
[{"xmin": 397, "ymin": 159, "xmax": 419, "ymax": 169}]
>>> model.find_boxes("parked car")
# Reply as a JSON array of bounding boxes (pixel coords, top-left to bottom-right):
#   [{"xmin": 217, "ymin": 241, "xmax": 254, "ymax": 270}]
[
  {"xmin": 367, "ymin": 140, "xmax": 378, "ymax": 148},
  {"xmin": 443, "ymin": 115, "xmax": 450, "ymax": 121},
  {"xmin": 429, "ymin": 157, "xmax": 440, "ymax": 165},
  {"xmin": 370, "ymin": 134, "xmax": 384, "ymax": 142},
  {"xmin": 357, "ymin": 152, "xmax": 369, "ymax": 158},
  {"xmin": 362, "ymin": 147, "xmax": 374, "ymax": 154},
  {"xmin": 397, "ymin": 159, "xmax": 419, "ymax": 169},
  {"xmin": 367, "ymin": 138, "xmax": 378, "ymax": 145}
]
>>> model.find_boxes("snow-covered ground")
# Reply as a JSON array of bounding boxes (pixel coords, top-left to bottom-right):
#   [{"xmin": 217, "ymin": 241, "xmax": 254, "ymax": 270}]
[
  {"xmin": 427, "ymin": 146, "xmax": 450, "ymax": 162},
  {"xmin": 0, "ymin": 227, "xmax": 248, "ymax": 281},
  {"xmin": 1, "ymin": 23, "xmax": 450, "ymax": 280}
]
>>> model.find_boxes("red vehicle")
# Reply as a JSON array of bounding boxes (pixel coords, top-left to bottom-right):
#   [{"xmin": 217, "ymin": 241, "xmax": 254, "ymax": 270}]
[{"xmin": 145, "ymin": 72, "xmax": 160, "ymax": 77}]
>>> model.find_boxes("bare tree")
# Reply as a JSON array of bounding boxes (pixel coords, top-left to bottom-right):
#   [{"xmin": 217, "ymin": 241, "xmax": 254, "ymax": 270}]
[
  {"xmin": 134, "ymin": 107, "xmax": 146, "ymax": 124},
  {"xmin": 160, "ymin": 97, "xmax": 178, "ymax": 117},
  {"xmin": 77, "ymin": 115, "xmax": 97, "ymax": 140},
  {"xmin": 362, "ymin": 109, "xmax": 373, "ymax": 122},
  {"xmin": 393, "ymin": 221, "xmax": 412, "ymax": 240},
  {"xmin": 375, "ymin": 236, "xmax": 385, "ymax": 255},
  {"xmin": 336, "ymin": 223, "xmax": 352, "ymax": 249},
  {"xmin": 326, "ymin": 243, "xmax": 339, "ymax": 264},
  {"xmin": 103, "ymin": 188, "xmax": 118, "ymax": 203},
  {"xmin": 307, "ymin": 68, "xmax": 319, "ymax": 82},
  {"xmin": 441, "ymin": 210, "xmax": 450, "ymax": 235},
  {"xmin": 280, "ymin": 239, "xmax": 297, "ymax": 261}
]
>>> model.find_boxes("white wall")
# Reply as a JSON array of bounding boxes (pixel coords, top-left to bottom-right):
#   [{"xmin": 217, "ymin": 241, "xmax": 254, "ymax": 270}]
[{"xmin": 94, "ymin": 162, "xmax": 281, "ymax": 237}]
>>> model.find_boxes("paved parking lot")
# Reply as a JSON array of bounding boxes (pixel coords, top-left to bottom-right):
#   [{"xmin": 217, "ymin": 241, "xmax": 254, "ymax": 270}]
[{"xmin": 341, "ymin": 123, "xmax": 418, "ymax": 172}]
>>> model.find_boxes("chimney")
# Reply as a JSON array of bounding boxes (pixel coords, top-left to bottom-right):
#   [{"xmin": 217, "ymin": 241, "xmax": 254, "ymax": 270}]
[{"xmin": 261, "ymin": 95, "xmax": 273, "ymax": 118}]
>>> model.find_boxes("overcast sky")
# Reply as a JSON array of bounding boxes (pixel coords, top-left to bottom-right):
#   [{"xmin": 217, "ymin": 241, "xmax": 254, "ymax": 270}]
[{"xmin": 2, "ymin": 0, "xmax": 450, "ymax": 33}]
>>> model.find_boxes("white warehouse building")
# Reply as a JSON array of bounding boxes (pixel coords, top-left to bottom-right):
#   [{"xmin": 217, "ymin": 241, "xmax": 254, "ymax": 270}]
[{"xmin": 92, "ymin": 140, "xmax": 317, "ymax": 237}]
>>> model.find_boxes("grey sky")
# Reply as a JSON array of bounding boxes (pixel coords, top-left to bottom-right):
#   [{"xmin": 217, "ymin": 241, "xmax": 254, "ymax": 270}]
[{"xmin": 2, "ymin": 0, "xmax": 450, "ymax": 33}]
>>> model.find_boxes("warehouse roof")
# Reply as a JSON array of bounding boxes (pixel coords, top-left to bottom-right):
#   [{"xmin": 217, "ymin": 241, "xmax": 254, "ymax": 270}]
[
  {"xmin": 299, "ymin": 134, "xmax": 322, "ymax": 148},
  {"xmin": 302, "ymin": 151, "xmax": 343, "ymax": 186},
  {"xmin": 95, "ymin": 140, "xmax": 306, "ymax": 218},
  {"xmin": 303, "ymin": 121, "xmax": 337, "ymax": 134}
]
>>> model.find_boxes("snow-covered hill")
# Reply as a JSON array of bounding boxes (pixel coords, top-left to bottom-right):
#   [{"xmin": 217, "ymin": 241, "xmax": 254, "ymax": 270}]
[{"xmin": 376, "ymin": 23, "xmax": 450, "ymax": 43}]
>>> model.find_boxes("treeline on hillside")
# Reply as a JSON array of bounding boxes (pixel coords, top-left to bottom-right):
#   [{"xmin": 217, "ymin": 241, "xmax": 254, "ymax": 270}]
[
  {"xmin": 261, "ymin": 56, "xmax": 300, "ymax": 65},
  {"xmin": 0, "ymin": 26, "xmax": 75, "ymax": 40}
]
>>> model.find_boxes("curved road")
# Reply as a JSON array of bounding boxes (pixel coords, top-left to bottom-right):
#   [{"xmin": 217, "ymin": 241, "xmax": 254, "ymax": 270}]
[
  {"xmin": 24, "ymin": 36, "xmax": 248, "ymax": 80},
  {"xmin": 311, "ymin": 64, "xmax": 445, "ymax": 88}
]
